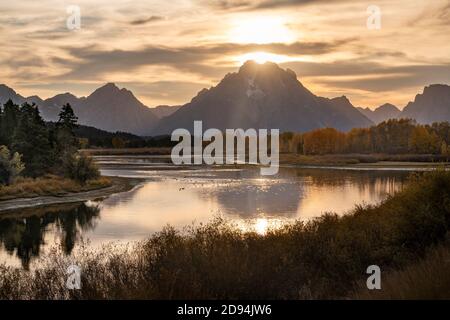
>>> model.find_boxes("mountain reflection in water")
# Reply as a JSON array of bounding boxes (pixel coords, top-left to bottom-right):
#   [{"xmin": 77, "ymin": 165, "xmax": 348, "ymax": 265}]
[{"xmin": 0, "ymin": 158, "xmax": 410, "ymax": 268}]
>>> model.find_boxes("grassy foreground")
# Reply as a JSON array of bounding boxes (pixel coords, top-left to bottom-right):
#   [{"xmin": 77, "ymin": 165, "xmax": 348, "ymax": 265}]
[
  {"xmin": 1, "ymin": 171, "xmax": 450, "ymax": 299},
  {"xmin": 0, "ymin": 175, "xmax": 111, "ymax": 201}
]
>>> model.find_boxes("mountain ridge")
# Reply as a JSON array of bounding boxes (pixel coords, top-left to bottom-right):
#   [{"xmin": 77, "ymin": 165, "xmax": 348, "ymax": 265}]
[
  {"xmin": 357, "ymin": 103, "xmax": 401, "ymax": 124},
  {"xmin": 2, "ymin": 63, "xmax": 450, "ymax": 136},
  {"xmin": 0, "ymin": 83, "xmax": 158, "ymax": 136},
  {"xmin": 400, "ymin": 84, "xmax": 450, "ymax": 123}
]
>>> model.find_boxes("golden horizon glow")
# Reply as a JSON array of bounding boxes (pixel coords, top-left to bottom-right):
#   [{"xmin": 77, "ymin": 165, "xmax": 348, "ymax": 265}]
[{"xmin": 236, "ymin": 52, "xmax": 295, "ymax": 65}]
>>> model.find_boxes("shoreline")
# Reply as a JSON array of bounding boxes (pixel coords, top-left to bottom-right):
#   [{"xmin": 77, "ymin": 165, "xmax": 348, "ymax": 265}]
[
  {"xmin": 2, "ymin": 155, "xmax": 447, "ymax": 213},
  {"xmin": 281, "ymin": 161, "xmax": 449, "ymax": 171},
  {"xmin": 0, "ymin": 176, "xmax": 142, "ymax": 213}
]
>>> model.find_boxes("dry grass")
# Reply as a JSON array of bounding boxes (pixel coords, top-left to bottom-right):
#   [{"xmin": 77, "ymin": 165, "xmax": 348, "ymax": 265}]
[
  {"xmin": 0, "ymin": 175, "xmax": 111, "ymax": 201},
  {"xmin": 353, "ymin": 245, "xmax": 450, "ymax": 299}
]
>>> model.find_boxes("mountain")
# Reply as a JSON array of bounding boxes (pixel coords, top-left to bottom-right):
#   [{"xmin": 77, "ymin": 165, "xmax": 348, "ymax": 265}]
[
  {"xmin": 0, "ymin": 85, "xmax": 58, "ymax": 120},
  {"xmin": 400, "ymin": 84, "xmax": 450, "ymax": 123},
  {"xmin": 153, "ymin": 61, "xmax": 373, "ymax": 134},
  {"xmin": 151, "ymin": 105, "xmax": 182, "ymax": 119},
  {"xmin": 0, "ymin": 84, "xmax": 26, "ymax": 105},
  {"xmin": 4, "ymin": 70, "xmax": 448, "ymax": 137},
  {"xmin": 0, "ymin": 83, "xmax": 159, "ymax": 136},
  {"xmin": 74, "ymin": 83, "xmax": 159, "ymax": 135},
  {"xmin": 357, "ymin": 103, "xmax": 401, "ymax": 124},
  {"xmin": 41, "ymin": 93, "xmax": 83, "ymax": 121}
]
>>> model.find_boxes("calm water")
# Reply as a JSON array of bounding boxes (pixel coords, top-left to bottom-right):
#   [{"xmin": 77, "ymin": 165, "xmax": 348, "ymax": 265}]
[{"xmin": 0, "ymin": 155, "xmax": 412, "ymax": 269}]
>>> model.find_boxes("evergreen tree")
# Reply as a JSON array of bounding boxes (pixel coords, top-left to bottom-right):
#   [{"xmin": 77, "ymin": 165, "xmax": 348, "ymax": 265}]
[
  {"xmin": 54, "ymin": 103, "xmax": 79, "ymax": 164},
  {"xmin": 0, "ymin": 104, "xmax": 3, "ymax": 146},
  {"xmin": 12, "ymin": 103, "xmax": 54, "ymax": 177},
  {"xmin": 57, "ymin": 103, "xmax": 78, "ymax": 131},
  {"xmin": 0, "ymin": 100, "xmax": 20, "ymax": 147}
]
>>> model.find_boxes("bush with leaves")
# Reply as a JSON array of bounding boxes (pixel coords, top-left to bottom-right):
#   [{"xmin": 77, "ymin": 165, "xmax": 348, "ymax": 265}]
[
  {"xmin": 63, "ymin": 153, "xmax": 100, "ymax": 184},
  {"xmin": 0, "ymin": 145, "xmax": 25, "ymax": 185}
]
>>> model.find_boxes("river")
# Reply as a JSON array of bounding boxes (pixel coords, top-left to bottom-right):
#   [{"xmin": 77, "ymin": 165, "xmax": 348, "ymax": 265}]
[{"xmin": 0, "ymin": 155, "xmax": 411, "ymax": 269}]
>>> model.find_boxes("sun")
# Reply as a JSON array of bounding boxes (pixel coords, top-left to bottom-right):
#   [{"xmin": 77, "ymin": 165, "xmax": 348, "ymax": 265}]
[
  {"xmin": 229, "ymin": 16, "xmax": 295, "ymax": 44},
  {"xmin": 229, "ymin": 16, "xmax": 297, "ymax": 65}
]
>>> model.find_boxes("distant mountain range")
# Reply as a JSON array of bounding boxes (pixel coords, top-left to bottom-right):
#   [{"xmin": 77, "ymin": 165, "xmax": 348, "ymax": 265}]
[
  {"xmin": 1, "ymin": 62, "xmax": 450, "ymax": 136},
  {"xmin": 151, "ymin": 105, "xmax": 182, "ymax": 119},
  {"xmin": 357, "ymin": 103, "xmax": 401, "ymax": 124},
  {"xmin": 356, "ymin": 84, "xmax": 450, "ymax": 124},
  {"xmin": 0, "ymin": 83, "xmax": 159, "ymax": 135}
]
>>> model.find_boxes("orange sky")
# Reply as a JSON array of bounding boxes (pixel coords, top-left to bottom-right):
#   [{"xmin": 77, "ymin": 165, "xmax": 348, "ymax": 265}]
[{"xmin": 1, "ymin": 0, "xmax": 450, "ymax": 109}]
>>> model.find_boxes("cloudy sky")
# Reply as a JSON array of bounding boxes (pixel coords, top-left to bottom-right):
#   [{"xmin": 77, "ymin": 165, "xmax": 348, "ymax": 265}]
[{"xmin": 1, "ymin": 0, "xmax": 449, "ymax": 109}]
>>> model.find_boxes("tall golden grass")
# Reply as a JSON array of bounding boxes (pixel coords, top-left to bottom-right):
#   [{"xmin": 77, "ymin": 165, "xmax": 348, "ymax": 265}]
[{"xmin": 0, "ymin": 175, "xmax": 111, "ymax": 200}]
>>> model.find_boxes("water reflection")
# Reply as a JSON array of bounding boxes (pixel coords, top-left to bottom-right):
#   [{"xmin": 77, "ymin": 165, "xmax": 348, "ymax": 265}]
[
  {"xmin": 0, "ymin": 156, "xmax": 411, "ymax": 268},
  {"xmin": 0, "ymin": 203, "xmax": 100, "ymax": 269}
]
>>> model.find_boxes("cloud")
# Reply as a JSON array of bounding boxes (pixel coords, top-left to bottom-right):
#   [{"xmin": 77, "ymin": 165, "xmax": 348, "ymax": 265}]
[
  {"xmin": 255, "ymin": 0, "xmax": 348, "ymax": 10},
  {"xmin": 200, "ymin": 0, "xmax": 349, "ymax": 11},
  {"xmin": 289, "ymin": 61, "xmax": 450, "ymax": 91},
  {"xmin": 407, "ymin": 0, "xmax": 450, "ymax": 27},
  {"xmin": 130, "ymin": 16, "xmax": 165, "ymax": 25},
  {"xmin": 197, "ymin": 0, "xmax": 253, "ymax": 11},
  {"xmin": 2, "ymin": 0, "xmax": 450, "ymax": 108},
  {"xmin": 51, "ymin": 39, "xmax": 352, "ymax": 79}
]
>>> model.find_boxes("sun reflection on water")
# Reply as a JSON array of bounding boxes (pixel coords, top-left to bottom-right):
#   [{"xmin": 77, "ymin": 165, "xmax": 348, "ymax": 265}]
[
  {"xmin": 255, "ymin": 218, "xmax": 269, "ymax": 235},
  {"xmin": 235, "ymin": 217, "xmax": 287, "ymax": 235}
]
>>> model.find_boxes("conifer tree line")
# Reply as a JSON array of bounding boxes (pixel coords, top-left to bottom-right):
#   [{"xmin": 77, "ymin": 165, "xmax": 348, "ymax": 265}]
[
  {"xmin": 281, "ymin": 119, "xmax": 450, "ymax": 156},
  {"xmin": 0, "ymin": 99, "xmax": 96, "ymax": 185}
]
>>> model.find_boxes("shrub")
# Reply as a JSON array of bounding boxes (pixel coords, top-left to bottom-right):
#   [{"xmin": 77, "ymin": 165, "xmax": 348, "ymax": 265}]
[
  {"xmin": 63, "ymin": 153, "xmax": 100, "ymax": 184},
  {"xmin": 0, "ymin": 145, "xmax": 25, "ymax": 185}
]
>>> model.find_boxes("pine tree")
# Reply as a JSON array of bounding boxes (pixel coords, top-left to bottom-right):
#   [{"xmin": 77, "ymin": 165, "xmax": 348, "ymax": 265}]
[
  {"xmin": 54, "ymin": 103, "xmax": 79, "ymax": 163},
  {"xmin": 0, "ymin": 100, "xmax": 20, "ymax": 147},
  {"xmin": 0, "ymin": 104, "xmax": 3, "ymax": 146},
  {"xmin": 57, "ymin": 103, "xmax": 78, "ymax": 131},
  {"xmin": 12, "ymin": 103, "xmax": 54, "ymax": 177}
]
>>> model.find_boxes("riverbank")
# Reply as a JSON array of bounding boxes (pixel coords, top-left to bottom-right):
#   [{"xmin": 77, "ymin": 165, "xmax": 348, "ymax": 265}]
[
  {"xmin": 0, "ymin": 170, "xmax": 448, "ymax": 299},
  {"xmin": 81, "ymin": 147, "xmax": 171, "ymax": 156},
  {"xmin": 280, "ymin": 153, "xmax": 450, "ymax": 166},
  {"xmin": 84, "ymin": 148, "xmax": 450, "ymax": 167},
  {"xmin": 0, "ymin": 176, "xmax": 140, "ymax": 212}
]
